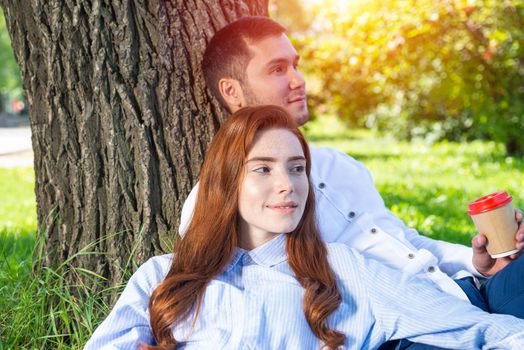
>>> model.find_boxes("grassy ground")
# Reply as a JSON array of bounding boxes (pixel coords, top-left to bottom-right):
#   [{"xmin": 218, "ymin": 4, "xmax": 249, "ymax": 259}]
[
  {"xmin": 1, "ymin": 121, "xmax": 523, "ymax": 348},
  {"xmin": 304, "ymin": 116, "xmax": 524, "ymax": 245},
  {"xmin": 0, "ymin": 168, "xmax": 114, "ymax": 349}
]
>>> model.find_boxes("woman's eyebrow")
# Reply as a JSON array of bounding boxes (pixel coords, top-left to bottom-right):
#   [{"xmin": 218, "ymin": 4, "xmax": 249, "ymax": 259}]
[
  {"xmin": 246, "ymin": 156, "xmax": 305, "ymax": 163},
  {"xmin": 246, "ymin": 156, "xmax": 276, "ymax": 163}
]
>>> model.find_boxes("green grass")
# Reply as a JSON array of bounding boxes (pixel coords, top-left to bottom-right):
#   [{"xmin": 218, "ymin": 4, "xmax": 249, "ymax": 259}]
[
  {"xmin": 0, "ymin": 168, "xmax": 117, "ymax": 349},
  {"xmin": 0, "ymin": 237, "xmax": 123, "ymax": 349},
  {"xmin": 0, "ymin": 167, "xmax": 37, "ymax": 307},
  {"xmin": 2, "ymin": 121, "xmax": 524, "ymax": 348},
  {"xmin": 304, "ymin": 115, "xmax": 524, "ymax": 245},
  {"xmin": 0, "ymin": 167, "xmax": 37, "ymax": 235}
]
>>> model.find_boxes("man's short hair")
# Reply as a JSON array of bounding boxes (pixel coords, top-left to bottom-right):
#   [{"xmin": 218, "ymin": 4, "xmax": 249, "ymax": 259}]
[{"xmin": 202, "ymin": 16, "xmax": 286, "ymax": 109}]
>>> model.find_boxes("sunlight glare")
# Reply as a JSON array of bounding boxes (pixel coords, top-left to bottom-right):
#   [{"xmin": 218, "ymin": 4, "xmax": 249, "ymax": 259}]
[{"xmin": 304, "ymin": 0, "xmax": 365, "ymax": 7}]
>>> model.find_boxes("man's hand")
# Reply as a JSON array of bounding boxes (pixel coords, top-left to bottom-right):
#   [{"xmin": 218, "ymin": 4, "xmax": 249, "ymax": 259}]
[{"xmin": 472, "ymin": 209, "xmax": 524, "ymax": 276}]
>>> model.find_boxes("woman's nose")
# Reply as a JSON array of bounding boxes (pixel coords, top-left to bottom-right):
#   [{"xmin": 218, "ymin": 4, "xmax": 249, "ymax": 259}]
[{"xmin": 275, "ymin": 171, "xmax": 294, "ymax": 194}]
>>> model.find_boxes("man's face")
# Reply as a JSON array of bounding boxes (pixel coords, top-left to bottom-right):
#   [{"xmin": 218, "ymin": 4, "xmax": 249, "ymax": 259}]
[{"xmin": 239, "ymin": 34, "xmax": 309, "ymax": 126}]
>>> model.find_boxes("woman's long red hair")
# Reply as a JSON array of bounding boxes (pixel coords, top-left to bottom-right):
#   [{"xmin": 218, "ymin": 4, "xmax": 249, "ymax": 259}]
[{"xmin": 144, "ymin": 105, "xmax": 345, "ymax": 349}]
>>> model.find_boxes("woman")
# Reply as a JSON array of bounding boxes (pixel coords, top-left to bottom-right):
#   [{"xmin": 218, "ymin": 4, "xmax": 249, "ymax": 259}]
[{"xmin": 85, "ymin": 106, "xmax": 524, "ymax": 349}]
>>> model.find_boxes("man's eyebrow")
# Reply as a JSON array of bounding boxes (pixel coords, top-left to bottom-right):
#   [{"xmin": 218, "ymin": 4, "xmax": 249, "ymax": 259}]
[
  {"xmin": 265, "ymin": 58, "xmax": 288, "ymax": 67},
  {"xmin": 265, "ymin": 55, "xmax": 300, "ymax": 67}
]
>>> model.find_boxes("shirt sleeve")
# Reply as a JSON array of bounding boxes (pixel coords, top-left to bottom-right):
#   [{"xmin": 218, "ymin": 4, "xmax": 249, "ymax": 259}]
[
  {"xmin": 401, "ymin": 222, "xmax": 483, "ymax": 278},
  {"xmin": 83, "ymin": 255, "xmax": 171, "ymax": 350},
  {"xmin": 342, "ymin": 148, "xmax": 481, "ymax": 278},
  {"xmin": 349, "ymin": 246, "xmax": 524, "ymax": 348}
]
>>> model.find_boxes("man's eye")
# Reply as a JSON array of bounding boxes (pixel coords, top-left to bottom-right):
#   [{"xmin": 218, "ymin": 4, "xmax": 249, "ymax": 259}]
[{"xmin": 273, "ymin": 66, "xmax": 285, "ymax": 73}]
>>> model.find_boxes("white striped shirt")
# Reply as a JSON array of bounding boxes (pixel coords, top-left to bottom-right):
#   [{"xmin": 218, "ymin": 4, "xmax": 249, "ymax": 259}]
[{"xmin": 85, "ymin": 234, "xmax": 524, "ymax": 349}]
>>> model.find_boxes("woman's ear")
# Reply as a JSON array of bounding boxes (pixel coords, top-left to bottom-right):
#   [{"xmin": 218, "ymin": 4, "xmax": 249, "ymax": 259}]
[{"xmin": 218, "ymin": 78, "xmax": 245, "ymax": 111}]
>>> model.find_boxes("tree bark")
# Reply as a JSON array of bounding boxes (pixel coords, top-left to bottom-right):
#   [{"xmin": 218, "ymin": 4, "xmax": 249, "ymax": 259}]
[{"xmin": 0, "ymin": 0, "xmax": 268, "ymax": 285}]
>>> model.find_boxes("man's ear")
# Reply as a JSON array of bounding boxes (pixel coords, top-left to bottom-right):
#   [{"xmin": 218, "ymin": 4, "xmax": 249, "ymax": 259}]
[{"xmin": 218, "ymin": 78, "xmax": 245, "ymax": 111}]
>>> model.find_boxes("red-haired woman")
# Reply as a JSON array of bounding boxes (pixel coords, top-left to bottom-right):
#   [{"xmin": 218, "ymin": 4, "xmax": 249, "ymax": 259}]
[{"xmin": 84, "ymin": 106, "xmax": 524, "ymax": 350}]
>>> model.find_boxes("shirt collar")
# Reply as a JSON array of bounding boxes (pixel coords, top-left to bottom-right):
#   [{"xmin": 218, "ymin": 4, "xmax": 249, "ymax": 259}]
[
  {"xmin": 226, "ymin": 234, "xmax": 288, "ymax": 271},
  {"xmin": 248, "ymin": 234, "xmax": 288, "ymax": 267},
  {"xmin": 225, "ymin": 249, "xmax": 244, "ymax": 272}
]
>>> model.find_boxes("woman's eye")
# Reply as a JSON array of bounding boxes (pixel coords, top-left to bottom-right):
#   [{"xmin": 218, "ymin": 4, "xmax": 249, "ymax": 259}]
[
  {"xmin": 273, "ymin": 65, "xmax": 284, "ymax": 73},
  {"xmin": 291, "ymin": 165, "xmax": 305, "ymax": 173},
  {"xmin": 254, "ymin": 166, "xmax": 270, "ymax": 174}
]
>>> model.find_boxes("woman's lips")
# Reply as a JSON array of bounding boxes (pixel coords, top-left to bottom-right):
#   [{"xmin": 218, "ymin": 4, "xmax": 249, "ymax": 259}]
[{"xmin": 267, "ymin": 201, "xmax": 298, "ymax": 214}]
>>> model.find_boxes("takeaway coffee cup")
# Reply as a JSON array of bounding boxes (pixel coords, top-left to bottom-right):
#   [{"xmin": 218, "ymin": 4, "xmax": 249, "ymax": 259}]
[{"xmin": 468, "ymin": 191, "xmax": 519, "ymax": 258}]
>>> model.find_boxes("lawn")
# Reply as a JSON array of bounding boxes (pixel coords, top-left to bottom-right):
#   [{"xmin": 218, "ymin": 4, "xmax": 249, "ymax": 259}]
[
  {"xmin": 0, "ymin": 167, "xmax": 36, "ymax": 292},
  {"xmin": 1, "ymin": 121, "xmax": 523, "ymax": 348},
  {"xmin": 305, "ymin": 115, "xmax": 524, "ymax": 245},
  {"xmin": 0, "ymin": 167, "xmax": 114, "ymax": 349}
]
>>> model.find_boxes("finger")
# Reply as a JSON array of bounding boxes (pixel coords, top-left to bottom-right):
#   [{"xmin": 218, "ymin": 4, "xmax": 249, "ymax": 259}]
[
  {"xmin": 516, "ymin": 225, "xmax": 524, "ymax": 238},
  {"xmin": 518, "ymin": 238, "xmax": 524, "ymax": 251},
  {"xmin": 472, "ymin": 234, "xmax": 488, "ymax": 250},
  {"xmin": 515, "ymin": 209, "xmax": 523, "ymax": 222}
]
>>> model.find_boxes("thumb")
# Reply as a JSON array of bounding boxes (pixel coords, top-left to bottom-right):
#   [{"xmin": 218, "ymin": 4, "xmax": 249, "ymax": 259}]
[
  {"xmin": 471, "ymin": 234, "xmax": 496, "ymax": 275},
  {"xmin": 472, "ymin": 234, "xmax": 488, "ymax": 252}
]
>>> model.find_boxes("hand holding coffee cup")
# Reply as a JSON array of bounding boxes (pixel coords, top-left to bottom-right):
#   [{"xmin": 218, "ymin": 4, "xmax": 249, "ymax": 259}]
[{"xmin": 468, "ymin": 191, "xmax": 519, "ymax": 259}]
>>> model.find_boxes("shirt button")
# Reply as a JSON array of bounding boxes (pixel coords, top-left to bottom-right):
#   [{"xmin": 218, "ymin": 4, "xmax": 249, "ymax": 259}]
[
  {"xmin": 318, "ymin": 182, "xmax": 326, "ymax": 189},
  {"xmin": 428, "ymin": 266, "xmax": 436, "ymax": 273},
  {"xmin": 348, "ymin": 211, "xmax": 356, "ymax": 218},
  {"xmin": 408, "ymin": 253, "xmax": 415, "ymax": 259},
  {"xmin": 370, "ymin": 228, "xmax": 377, "ymax": 234}
]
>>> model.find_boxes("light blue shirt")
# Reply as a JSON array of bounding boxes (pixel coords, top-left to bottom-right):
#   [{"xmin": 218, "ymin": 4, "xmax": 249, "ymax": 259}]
[{"xmin": 84, "ymin": 234, "xmax": 524, "ymax": 349}]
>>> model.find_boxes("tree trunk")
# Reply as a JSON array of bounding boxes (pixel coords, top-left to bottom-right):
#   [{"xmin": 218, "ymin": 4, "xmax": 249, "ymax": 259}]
[{"xmin": 0, "ymin": 0, "xmax": 268, "ymax": 285}]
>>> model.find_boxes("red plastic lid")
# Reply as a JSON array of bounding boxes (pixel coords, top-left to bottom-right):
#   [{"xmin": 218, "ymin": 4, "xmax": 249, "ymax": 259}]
[{"xmin": 468, "ymin": 191, "xmax": 512, "ymax": 215}]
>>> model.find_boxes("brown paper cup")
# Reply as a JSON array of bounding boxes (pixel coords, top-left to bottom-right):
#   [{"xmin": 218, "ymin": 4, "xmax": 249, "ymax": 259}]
[{"xmin": 470, "ymin": 202, "xmax": 518, "ymax": 258}]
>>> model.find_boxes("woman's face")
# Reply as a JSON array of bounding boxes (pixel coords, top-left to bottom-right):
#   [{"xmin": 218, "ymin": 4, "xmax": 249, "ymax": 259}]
[{"xmin": 238, "ymin": 127, "xmax": 309, "ymax": 250}]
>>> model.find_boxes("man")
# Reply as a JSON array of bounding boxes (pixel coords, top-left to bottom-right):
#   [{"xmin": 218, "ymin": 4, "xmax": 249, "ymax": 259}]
[{"xmin": 180, "ymin": 16, "xmax": 524, "ymax": 348}]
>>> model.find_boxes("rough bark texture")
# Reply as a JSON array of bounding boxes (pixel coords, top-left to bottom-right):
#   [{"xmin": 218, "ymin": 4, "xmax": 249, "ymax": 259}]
[{"xmin": 1, "ymin": 0, "xmax": 268, "ymax": 285}]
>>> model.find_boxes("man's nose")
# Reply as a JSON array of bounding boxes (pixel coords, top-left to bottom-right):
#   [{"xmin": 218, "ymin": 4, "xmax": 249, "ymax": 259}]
[{"xmin": 289, "ymin": 68, "xmax": 305, "ymax": 90}]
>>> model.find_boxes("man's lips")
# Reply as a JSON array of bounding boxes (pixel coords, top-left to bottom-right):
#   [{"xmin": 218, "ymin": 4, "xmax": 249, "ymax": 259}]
[{"xmin": 288, "ymin": 95, "xmax": 306, "ymax": 104}]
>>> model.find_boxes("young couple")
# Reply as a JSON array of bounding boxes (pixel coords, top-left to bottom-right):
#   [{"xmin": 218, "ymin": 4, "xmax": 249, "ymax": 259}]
[{"xmin": 85, "ymin": 16, "xmax": 524, "ymax": 349}]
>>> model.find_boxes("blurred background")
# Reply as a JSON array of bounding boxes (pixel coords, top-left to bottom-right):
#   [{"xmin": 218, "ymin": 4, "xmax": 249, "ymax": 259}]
[
  {"xmin": 271, "ymin": 0, "xmax": 524, "ymax": 155},
  {"xmin": 1, "ymin": 6, "xmax": 24, "ymax": 117},
  {"xmin": 1, "ymin": 7, "xmax": 32, "ymax": 168}
]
